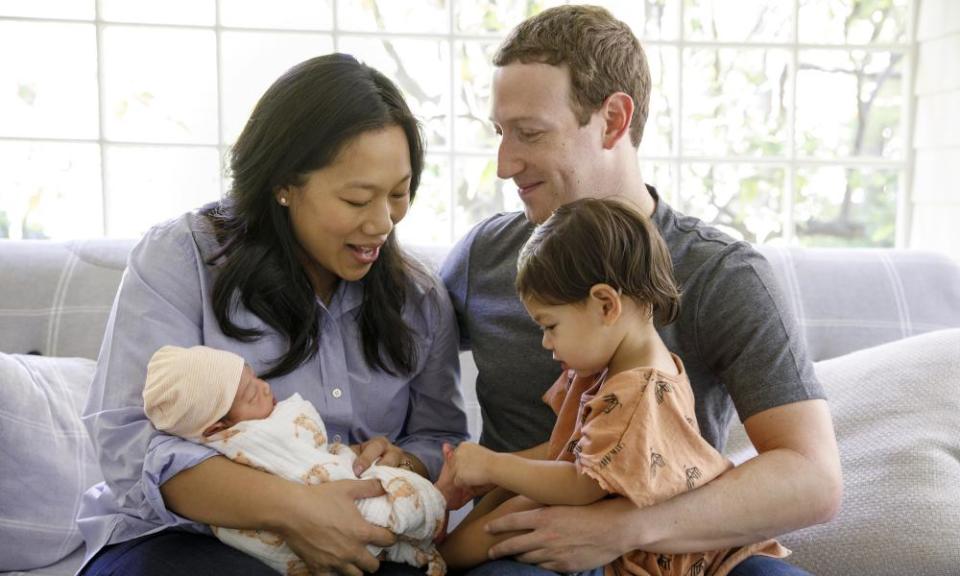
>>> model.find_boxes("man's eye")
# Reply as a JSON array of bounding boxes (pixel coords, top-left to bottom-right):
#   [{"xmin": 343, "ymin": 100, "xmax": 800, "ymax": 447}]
[{"xmin": 519, "ymin": 130, "xmax": 542, "ymax": 141}]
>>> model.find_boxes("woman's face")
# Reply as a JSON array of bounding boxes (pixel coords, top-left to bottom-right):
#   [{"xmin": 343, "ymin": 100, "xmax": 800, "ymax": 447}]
[{"xmin": 279, "ymin": 125, "xmax": 412, "ymax": 301}]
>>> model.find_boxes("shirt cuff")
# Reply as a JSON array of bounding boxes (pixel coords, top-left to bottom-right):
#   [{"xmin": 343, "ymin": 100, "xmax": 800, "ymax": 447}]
[{"xmin": 141, "ymin": 433, "xmax": 220, "ymax": 530}]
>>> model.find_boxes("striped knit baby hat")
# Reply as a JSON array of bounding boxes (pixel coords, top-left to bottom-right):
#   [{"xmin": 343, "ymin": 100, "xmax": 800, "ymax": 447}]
[{"xmin": 143, "ymin": 345, "xmax": 245, "ymax": 440}]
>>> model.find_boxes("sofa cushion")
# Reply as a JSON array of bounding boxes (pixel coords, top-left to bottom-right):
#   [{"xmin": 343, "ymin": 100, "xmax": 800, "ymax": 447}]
[
  {"xmin": 0, "ymin": 353, "xmax": 101, "ymax": 572},
  {"xmin": 725, "ymin": 328, "xmax": 960, "ymax": 574},
  {"xmin": 0, "ymin": 239, "xmax": 132, "ymax": 360},
  {"xmin": 757, "ymin": 247, "xmax": 960, "ymax": 362}
]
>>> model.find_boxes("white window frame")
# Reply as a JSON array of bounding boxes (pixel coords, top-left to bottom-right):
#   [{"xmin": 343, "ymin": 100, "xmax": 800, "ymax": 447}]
[{"xmin": 0, "ymin": 0, "xmax": 917, "ymax": 246}]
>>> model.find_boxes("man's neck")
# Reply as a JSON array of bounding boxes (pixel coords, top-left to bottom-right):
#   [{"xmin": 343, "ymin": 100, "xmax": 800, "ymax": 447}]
[{"xmin": 606, "ymin": 155, "xmax": 655, "ymax": 217}]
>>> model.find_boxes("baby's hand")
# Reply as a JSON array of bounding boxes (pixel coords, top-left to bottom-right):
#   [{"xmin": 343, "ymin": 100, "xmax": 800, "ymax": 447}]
[{"xmin": 435, "ymin": 443, "xmax": 495, "ymax": 510}]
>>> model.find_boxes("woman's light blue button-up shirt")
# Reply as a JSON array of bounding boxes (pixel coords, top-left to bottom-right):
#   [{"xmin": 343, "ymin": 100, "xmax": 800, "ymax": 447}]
[{"xmin": 76, "ymin": 210, "xmax": 468, "ymax": 567}]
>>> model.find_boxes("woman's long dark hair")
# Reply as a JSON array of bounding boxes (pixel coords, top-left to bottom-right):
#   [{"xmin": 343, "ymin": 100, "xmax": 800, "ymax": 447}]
[{"xmin": 204, "ymin": 53, "xmax": 426, "ymax": 379}]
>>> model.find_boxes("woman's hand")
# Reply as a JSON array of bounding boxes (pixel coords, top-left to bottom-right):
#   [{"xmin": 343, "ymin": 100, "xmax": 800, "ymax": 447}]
[
  {"xmin": 277, "ymin": 479, "xmax": 396, "ymax": 576},
  {"xmin": 349, "ymin": 436, "xmax": 416, "ymax": 476}
]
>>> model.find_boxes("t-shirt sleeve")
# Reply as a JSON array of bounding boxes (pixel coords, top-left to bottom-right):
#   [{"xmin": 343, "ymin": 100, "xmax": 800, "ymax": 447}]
[
  {"xmin": 694, "ymin": 246, "xmax": 823, "ymax": 421},
  {"xmin": 575, "ymin": 373, "xmax": 731, "ymax": 509}
]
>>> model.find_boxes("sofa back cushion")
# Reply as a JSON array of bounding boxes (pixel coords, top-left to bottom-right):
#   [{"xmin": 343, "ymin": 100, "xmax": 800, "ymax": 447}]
[
  {"xmin": 0, "ymin": 353, "xmax": 102, "ymax": 571},
  {"xmin": 757, "ymin": 246, "xmax": 960, "ymax": 361},
  {"xmin": 0, "ymin": 239, "xmax": 134, "ymax": 360},
  {"xmin": 2, "ymin": 239, "xmax": 959, "ymax": 365}
]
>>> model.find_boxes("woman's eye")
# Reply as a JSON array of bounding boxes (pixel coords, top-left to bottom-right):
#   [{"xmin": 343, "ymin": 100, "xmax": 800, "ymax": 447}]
[{"xmin": 344, "ymin": 199, "xmax": 368, "ymax": 208}]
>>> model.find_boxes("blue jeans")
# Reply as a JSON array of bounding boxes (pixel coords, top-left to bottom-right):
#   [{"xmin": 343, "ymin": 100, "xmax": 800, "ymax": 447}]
[
  {"xmin": 729, "ymin": 556, "xmax": 813, "ymax": 576},
  {"xmin": 81, "ymin": 530, "xmax": 426, "ymax": 575},
  {"xmin": 461, "ymin": 557, "xmax": 810, "ymax": 576},
  {"xmin": 460, "ymin": 561, "xmax": 603, "ymax": 576}
]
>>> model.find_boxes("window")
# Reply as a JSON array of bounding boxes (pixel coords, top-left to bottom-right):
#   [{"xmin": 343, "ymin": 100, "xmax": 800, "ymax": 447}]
[{"xmin": 0, "ymin": 0, "xmax": 913, "ymax": 247}]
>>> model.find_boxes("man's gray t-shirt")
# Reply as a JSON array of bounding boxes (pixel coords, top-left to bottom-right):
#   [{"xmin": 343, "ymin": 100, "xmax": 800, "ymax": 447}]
[{"xmin": 440, "ymin": 187, "xmax": 824, "ymax": 453}]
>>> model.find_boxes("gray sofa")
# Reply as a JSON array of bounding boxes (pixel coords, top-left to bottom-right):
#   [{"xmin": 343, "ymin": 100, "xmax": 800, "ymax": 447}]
[{"xmin": 2, "ymin": 238, "xmax": 960, "ymax": 576}]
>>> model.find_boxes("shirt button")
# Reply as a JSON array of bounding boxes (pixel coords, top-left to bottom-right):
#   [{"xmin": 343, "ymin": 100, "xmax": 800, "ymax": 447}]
[
  {"xmin": 332, "ymin": 434, "xmax": 342, "ymax": 443},
  {"xmin": 332, "ymin": 388, "xmax": 343, "ymax": 399}
]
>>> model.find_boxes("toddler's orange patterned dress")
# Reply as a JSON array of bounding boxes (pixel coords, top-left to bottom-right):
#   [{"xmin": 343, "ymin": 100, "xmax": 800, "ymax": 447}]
[{"xmin": 543, "ymin": 355, "xmax": 789, "ymax": 576}]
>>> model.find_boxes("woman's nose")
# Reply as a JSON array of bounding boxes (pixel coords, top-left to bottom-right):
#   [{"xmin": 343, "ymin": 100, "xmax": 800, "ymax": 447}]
[{"xmin": 362, "ymin": 199, "xmax": 394, "ymax": 236}]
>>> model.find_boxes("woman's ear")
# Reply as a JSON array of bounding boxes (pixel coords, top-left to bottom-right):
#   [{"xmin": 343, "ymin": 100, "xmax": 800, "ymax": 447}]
[
  {"xmin": 589, "ymin": 283, "xmax": 622, "ymax": 325},
  {"xmin": 274, "ymin": 186, "xmax": 290, "ymax": 207},
  {"xmin": 600, "ymin": 92, "xmax": 634, "ymax": 150},
  {"xmin": 202, "ymin": 419, "xmax": 230, "ymax": 438}
]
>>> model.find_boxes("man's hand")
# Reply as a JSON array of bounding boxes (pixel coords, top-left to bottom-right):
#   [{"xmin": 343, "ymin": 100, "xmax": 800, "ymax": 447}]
[
  {"xmin": 435, "ymin": 442, "xmax": 495, "ymax": 510},
  {"xmin": 485, "ymin": 497, "xmax": 634, "ymax": 573}
]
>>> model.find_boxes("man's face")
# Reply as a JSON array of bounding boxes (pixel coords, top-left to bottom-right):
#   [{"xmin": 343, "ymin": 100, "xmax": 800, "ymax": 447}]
[{"xmin": 491, "ymin": 62, "xmax": 607, "ymax": 224}]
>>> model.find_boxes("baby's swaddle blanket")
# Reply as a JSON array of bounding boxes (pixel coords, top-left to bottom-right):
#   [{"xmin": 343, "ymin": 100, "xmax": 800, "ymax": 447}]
[{"xmin": 204, "ymin": 393, "xmax": 446, "ymax": 576}]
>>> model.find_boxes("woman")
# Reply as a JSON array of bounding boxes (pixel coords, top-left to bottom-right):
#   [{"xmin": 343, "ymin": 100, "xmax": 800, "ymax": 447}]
[{"xmin": 78, "ymin": 54, "xmax": 468, "ymax": 576}]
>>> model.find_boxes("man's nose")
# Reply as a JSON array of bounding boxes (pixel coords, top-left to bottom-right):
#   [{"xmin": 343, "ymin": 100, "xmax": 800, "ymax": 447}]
[{"xmin": 496, "ymin": 139, "xmax": 523, "ymax": 180}]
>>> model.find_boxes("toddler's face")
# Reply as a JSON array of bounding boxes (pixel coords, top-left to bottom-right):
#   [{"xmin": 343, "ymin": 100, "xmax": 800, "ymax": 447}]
[
  {"xmin": 223, "ymin": 365, "xmax": 277, "ymax": 424},
  {"xmin": 522, "ymin": 296, "xmax": 613, "ymax": 377}
]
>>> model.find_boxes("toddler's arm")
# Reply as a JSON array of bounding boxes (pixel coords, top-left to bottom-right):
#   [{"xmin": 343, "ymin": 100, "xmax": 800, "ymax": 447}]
[
  {"xmin": 449, "ymin": 443, "xmax": 608, "ymax": 506},
  {"xmin": 439, "ymin": 491, "xmax": 539, "ymax": 571}
]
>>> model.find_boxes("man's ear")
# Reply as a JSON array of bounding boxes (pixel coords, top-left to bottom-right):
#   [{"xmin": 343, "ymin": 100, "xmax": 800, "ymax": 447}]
[
  {"xmin": 202, "ymin": 419, "xmax": 230, "ymax": 438},
  {"xmin": 589, "ymin": 283, "xmax": 622, "ymax": 325},
  {"xmin": 600, "ymin": 92, "xmax": 634, "ymax": 150}
]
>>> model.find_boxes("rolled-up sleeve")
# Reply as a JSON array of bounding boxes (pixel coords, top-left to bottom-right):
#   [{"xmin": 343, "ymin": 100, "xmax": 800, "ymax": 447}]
[
  {"xmin": 394, "ymin": 283, "xmax": 469, "ymax": 481},
  {"xmin": 82, "ymin": 218, "xmax": 217, "ymax": 533}
]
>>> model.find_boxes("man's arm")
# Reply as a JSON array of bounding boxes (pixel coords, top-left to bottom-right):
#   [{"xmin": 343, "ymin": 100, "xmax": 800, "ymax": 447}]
[{"xmin": 484, "ymin": 399, "xmax": 841, "ymax": 572}]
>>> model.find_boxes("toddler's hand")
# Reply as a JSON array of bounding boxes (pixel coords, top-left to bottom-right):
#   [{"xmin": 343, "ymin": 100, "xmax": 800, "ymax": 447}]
[
  {"xmin": 435, "ymin": 442, "xmax": 495, "ymax": 510},
  {"xmin": 450, "ymin": 441, "xmax": 495, "ymax": 488}
]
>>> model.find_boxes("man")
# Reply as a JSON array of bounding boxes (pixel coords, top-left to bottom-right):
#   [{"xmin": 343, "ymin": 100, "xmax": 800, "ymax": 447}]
[{"xmin": 440, "ymin": 5, "xmax": 841, "ymax": 575}]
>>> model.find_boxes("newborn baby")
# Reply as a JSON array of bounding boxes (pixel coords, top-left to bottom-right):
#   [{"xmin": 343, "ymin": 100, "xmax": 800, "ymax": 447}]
[{"xmin": 143, "ymin": 345, "xmax": 446, "ymax": 576}]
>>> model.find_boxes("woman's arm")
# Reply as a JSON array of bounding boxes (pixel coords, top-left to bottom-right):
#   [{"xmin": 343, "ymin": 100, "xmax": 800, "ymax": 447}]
[
  {"xmin": 388, "ymin": 282, "xmax": 470, "ymax": 480},
  {"xmin": 162, "ymin": 456, "xmax": 395, "ymax": 574}
]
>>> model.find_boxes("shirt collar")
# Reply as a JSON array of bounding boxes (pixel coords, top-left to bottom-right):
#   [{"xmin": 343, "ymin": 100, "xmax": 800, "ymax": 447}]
[{"xmin": 317, "ymin": 280, "xmax": 363, "ymax": 318}]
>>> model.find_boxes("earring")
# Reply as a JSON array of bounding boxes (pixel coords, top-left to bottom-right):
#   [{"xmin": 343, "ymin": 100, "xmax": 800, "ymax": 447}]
[{"xmin": 279, "ymin": 197, "xmax": 288, "ymax": 206}]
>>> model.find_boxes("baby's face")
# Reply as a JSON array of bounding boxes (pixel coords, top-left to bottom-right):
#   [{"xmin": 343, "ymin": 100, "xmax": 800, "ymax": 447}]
[{"xmin": 223, "ymin": 365, "xmax": 276, "ymax": 424}]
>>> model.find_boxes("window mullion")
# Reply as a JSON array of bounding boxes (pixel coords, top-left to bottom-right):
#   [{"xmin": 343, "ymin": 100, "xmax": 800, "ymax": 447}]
[
  {"xmin": 784, "ymin": 0, "xmax": 800, "ymax": 246},
  {"xmin": 95, "ymin": 2, "xmax": 108, "ymax": 236},
  {"xmin": 448, "ymin": 0, "xmax": 457, "ymax": 245},
  {"xmin": 215, "ymin": 0, "xmax": 226, "ymax": 198},
  {"xmin": 897, "ymin": 0, "xmax": 920, "ymax": 249},
  {"xmin": 674, "ymin": 0, "xmax": 685, "ymax": 211}
]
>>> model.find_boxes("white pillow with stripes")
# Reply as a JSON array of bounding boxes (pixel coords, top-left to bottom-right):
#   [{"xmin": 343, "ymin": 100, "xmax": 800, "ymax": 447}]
[{"xmin": 0, "ymin": 353, "xmax": 101, "ymax": 572}]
